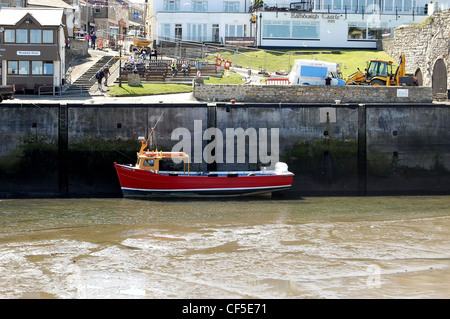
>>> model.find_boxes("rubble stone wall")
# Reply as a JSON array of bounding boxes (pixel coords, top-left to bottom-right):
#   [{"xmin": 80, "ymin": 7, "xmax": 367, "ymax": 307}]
[
  {"xmin": 382, "ymin": 11, "xmax": 450, "ymax": 88},
  {"xmin": 193, "ymin": 83, "xmax": 432, "ymax": 104}
]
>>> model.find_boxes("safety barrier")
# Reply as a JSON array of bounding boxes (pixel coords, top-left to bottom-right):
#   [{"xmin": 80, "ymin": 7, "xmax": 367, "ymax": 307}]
[{"xmin": 264, "ymin": 78, "xmax": 290, "ymax": 85}]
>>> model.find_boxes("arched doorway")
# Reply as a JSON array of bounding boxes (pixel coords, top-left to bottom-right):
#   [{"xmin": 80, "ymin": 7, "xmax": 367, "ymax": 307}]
[
  {"xmin": 414, "ymin": 68, "xmax": 423, "ymax": 86},
  {"xmin": 432, "ymin": 59, "xmax": 447, "ymax": 99}
]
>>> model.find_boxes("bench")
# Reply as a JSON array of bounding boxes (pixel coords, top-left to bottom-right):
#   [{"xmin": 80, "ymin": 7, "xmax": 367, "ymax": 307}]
[
  {"xmin": 145, "ymin": 71, "xmax": 166, "ymax": 82},
  {"xmin": 14, "ymin": 84, "xmax": 26, "ymax": 94},
  {"xmin": 198, "ymin": 65, "xmax": 217, "ymax": 74},
  {"xmin": 177, "ymin": 64, "xmax": 191, "ymax": 76}
]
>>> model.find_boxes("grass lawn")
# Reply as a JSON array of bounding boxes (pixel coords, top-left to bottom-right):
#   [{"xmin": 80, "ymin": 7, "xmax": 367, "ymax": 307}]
[
  {"xmin": 107, "ymin": 83, "xmax": 193, "ymax": 97},
  {"xmin": 204, "ymin": 70, "xmax": 245, "ymax": 84},
  {"xmin": 107, "ymin": 71, "xmax": 244, "ymax": 97},
  {"xmin": 106, "ymin": 49, "xmax": 399, "ymax": 96}
]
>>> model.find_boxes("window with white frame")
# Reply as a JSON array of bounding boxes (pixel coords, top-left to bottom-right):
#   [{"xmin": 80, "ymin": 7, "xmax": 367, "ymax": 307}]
[
  {"xmin": 192, "ymin": 1, "xmax": 208, "ymax": 12},
  {"xmin": 186, "ymin": 23, "xmax": 207, "ymax": 41},
  {"xmin": 291, "ymin": 21, "xmax": 320, "ymax": 39},
  {"xmin": 225, "ymin": 24, "xmax": 245, "ymax": 37},
  {"xmin": 263, "ymin": 20, "xmax": 320, "ymax": 39},
  {"xmin": 343, "ymin": 0, "xmax": 352, "ymax": 11},
  {"xmin": 223, "ymin": 1, "xmax": 240, "ymax": 12},
  {"xmin": 161, "ymin": 23, "xmax": 171, "ymax": 40},
  {"xmin": 385, "ymin": 0, "xmax": 394, "ymax": 11},
  {"xmin": 348, "ymin": 22, "xmax": 366, "ymax": 39},
  {"xmin": 163, "ymin": 0, "xmax": 180, "ymax": 11}
]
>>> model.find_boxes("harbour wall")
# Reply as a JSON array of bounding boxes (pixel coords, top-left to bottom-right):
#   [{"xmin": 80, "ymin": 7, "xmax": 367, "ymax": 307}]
[
  {"xmin": 0, "ymin": 102, "xmax": 449, "ymax": 198},
  {"xmin": 193, "ymin": 84, "xmax": 433, "ymax": 104}
]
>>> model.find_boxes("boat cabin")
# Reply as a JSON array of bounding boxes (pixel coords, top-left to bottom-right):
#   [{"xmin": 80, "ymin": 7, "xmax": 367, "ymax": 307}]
[
  {"xmin": 136, "ymin": 136, "xmax": 190, "ymax": 174},
  {"xmin": 136, "ymin": 151, "xmax": 190, "ymax": 174}
]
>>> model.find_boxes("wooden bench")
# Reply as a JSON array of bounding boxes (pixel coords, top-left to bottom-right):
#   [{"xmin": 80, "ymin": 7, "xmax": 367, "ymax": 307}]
[
  {"xmin": 198, "ymin": 65, "xmax": 217, "ymax": 74},
  {"xmin": 177, "ymin": 64, "xmax": 191, "ymax": 76},
  {"xmin": 122, "ymin": 64, "xmax": 146, "ymax": 76},
  {"xmin": 145, "ymin": 71, "xmax": 166, "ymax": 82}
]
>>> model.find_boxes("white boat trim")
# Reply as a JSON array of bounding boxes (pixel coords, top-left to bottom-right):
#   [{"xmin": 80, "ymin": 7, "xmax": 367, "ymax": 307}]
[{"xmin": 121, "ymin": 185, "xmax": 292, "ymax": 192}]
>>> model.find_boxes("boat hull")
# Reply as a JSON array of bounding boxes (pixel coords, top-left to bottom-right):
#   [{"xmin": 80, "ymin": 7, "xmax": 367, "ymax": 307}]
[{"xmin": 114, "ymin": 163, "xmax": 294, "ymax": 198}]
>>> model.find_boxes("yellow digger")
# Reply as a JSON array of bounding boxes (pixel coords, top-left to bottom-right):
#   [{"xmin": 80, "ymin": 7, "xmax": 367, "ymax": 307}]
[
  {"xmin": 129, "ymin": 37, "xmax": 152, "ymax": 54},
  {"xmin": 346, "ymin": 54, "xmax": 417, "ymax": 86}
]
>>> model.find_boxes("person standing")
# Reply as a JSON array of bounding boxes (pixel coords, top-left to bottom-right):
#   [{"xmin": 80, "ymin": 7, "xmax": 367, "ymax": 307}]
[
  {"xmin": 91, "ymin": 31, "xmax": 97, "ymax": 50},
  {"xmin": 103, "ymin": 64, "xmax": 110, "ymax": 87}
]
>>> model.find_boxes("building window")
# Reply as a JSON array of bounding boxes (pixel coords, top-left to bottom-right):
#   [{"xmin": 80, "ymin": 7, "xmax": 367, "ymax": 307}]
[
  {"xmin": 292, "ymin": 21, "xmax": 320, "ymax": 39},
  {"xmin": 43, "ymin": 30, "xmax": 53, "ymax": 43},
  {"xmin": 385, "ymin": 0, "xmax": 394, "ymax": 11},
  {"xmin": 3, "ymin": 29, "xmax": 54, "ymax": 44},
  {"xmin": 16, "ymin": 29, "xmax": 28, "ymax": 43},
  {"xmin": 7, "ymin": 61, "xmax": 18, "ymax": 74},
  {"xmin": 30, "ymin": 29, "xmax": 42, "ymax": 43},
  {"xmin": 192, "ymin": 1, "xmax": 207, "ymax": 12},
  {"xmin": 348, "ymin": 23, "xmax": 366, "ymax": 39},
  {"xmin": 32, "ymin": 61, "xmax": 43, "ymax": 74},
  {"xmin": 225, "ymin": 24, "xmax": 245, "ymax": 37},
  {"xmin": 5, "ymin": 29, "xmax": 15, "ymax": 43},
  {"xmin": 186, "ymin": 23, "xmax": 207, "ymax": 41},
  {"xmin": 263, "ymin": 20, "xmax": 319, "ymax": 39},
  {"xmin": 263, "ymin": 21, "xmax": 290, "ymax": 38},
  {"xmin": 343, "ymin": 0, "xmax": 352, "ymax": 11},
  {"xmin": 348, "ymin": 22, "xmax": 388, "ymax": 40},
  {"xmin": 7, "ymin": 61, "xmax": 53, "ymax": 75},
  {"xmin": 19, "ymin": 61, "xmax": 29, "ymax": 74},
  {"xmin": 163, "ymin": 0, "xmax": 180, "ymax": 11},
  {"xmin": 223, "ymin": 1, "xmax": 240, "ymax": 12},
  {"xmin": 44, "ymin": 62, "xmax": 53, "ymax": 75},
  {"xmin": 161, "ymin": 23, "xmax": 171, "ymax": 40}
]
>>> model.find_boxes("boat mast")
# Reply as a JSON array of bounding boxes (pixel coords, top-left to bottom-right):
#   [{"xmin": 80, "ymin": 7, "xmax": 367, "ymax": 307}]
[{"xmin": 139, "ymin": 112, "xmax": 164, "ymax": 155}]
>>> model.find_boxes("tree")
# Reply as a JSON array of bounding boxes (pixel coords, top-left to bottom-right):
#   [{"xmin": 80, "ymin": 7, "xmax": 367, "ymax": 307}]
[{"xmin": 253, "ymin": 0, "xmax": 264, "ymax": 9}]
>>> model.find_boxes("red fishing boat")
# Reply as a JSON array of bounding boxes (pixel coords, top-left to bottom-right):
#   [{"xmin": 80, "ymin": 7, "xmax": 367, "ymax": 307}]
[{"xmin": 114, "ymin": 133, "xmax": 294, "ymax": 198}]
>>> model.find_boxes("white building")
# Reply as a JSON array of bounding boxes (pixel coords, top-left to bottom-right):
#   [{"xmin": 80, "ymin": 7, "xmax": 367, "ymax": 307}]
[
  {"xmin": 148, "ymin": 0, "xmax": 255, "ymax": 44},
  {"xmin": 148, "ymin": 0, "xmax": 448, "ymax": 48}
]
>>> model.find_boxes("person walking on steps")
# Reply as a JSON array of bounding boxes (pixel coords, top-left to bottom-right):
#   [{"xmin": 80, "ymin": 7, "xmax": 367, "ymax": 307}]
[
  {"xmin": 95, "ymin": 68, "xmax": 105, "ymax": 91},
  {"xmin": 103, "ymin": 64, "xmax": 110, "ymax": 87}
]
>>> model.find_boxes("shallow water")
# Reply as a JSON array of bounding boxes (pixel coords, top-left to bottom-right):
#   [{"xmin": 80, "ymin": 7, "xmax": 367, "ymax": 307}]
[{"xmin": 0, "ymin": 196, "xmax": 449, "ymax": 299}]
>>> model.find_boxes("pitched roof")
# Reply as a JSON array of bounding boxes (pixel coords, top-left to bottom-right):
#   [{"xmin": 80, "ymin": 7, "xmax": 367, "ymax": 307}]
[
  {"xmin": 27, "ymin": 0, "xmax": 74, "ymax": 9},
  {"xmin": 0, "ymin": 8, "xmax": 64, "ymax": 26}
]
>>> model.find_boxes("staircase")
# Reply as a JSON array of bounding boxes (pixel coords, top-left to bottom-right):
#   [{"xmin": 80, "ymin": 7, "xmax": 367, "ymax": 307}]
[{"xmin": 62, "ymin": 55, "xmax": 117, "ymax": 95}]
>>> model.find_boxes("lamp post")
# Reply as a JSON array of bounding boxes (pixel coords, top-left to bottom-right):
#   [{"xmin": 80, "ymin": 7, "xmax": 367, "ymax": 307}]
[{"xmin": 119, "ymin": 45, "xmax": 122, "ymax": 87}]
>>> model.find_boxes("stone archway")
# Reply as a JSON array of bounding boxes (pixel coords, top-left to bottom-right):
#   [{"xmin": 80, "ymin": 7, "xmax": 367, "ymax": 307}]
[
  {"xmin": 414, "ymin": 68, "xmax": 423, "ymax": 86},
  {"xmin": 432, "ymin": 59, "xmax": 447, "ymax": 100}
]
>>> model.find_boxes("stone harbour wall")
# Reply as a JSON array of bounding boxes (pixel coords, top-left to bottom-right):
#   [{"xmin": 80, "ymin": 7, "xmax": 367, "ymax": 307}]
[
  {"xmin": 193, "ymin": 84, "xmax": 433, "ymax": 104},
  {"xmin": 1, "ymin": 103, "xmax": 449, "ymax": 198}
]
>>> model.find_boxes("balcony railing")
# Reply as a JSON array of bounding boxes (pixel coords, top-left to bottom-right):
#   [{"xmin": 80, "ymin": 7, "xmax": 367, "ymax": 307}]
[{"xmin": 251, "ymin": 4, "xmax": 428, "ymax": 16}]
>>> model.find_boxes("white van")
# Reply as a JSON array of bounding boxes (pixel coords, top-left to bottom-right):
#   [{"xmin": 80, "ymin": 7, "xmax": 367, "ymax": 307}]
[
  {"xmin": 128, "ymin": 30, "xmax": 144, "ymax": 37},
  {"xmin": 288, "ymin": 59, "xmax": 346, "ymax": 86}
]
